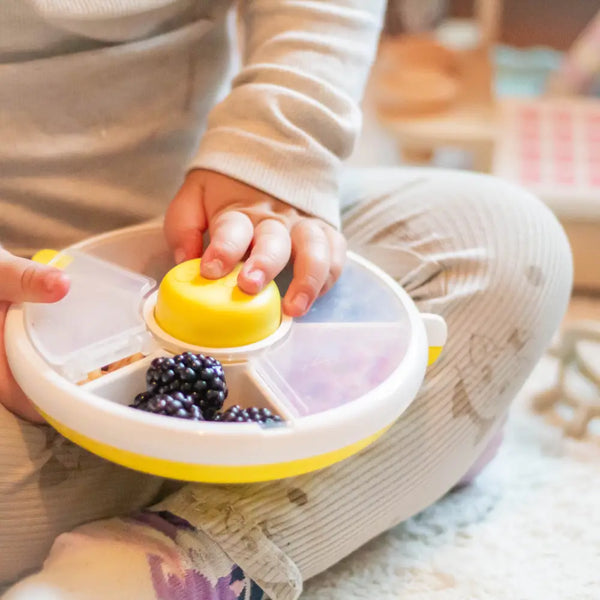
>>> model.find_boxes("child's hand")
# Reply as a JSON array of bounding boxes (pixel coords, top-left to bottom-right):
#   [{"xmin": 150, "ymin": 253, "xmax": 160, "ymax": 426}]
[
  {"xmin": 0, "ymin": 249, "xmax": 70, "ymax": 422},
  {"xmin": 164, "ymin": 170, "xmax": 347, "ymax": 317}
]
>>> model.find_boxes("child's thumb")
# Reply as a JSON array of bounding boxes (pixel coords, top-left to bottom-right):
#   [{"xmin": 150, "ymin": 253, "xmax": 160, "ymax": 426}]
[{"xmin": 0, "ymin": 251, "xmax": 70, "ymax": 304}]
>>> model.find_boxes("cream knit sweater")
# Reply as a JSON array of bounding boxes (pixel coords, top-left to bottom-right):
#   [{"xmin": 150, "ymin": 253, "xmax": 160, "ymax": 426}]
[{"xmin": 0, "ymin": 0, "xmax": 385, "ymax": 256}]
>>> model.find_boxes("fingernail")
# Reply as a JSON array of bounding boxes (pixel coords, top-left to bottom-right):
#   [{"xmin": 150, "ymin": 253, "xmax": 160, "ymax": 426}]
[
  {"xmin": 291, "ymin": 293, "xmax": 310, "ymax": 314},
  {"xmin": 174, "ymin": 248, "xmax": 187, "ymax": 264},
  {"xmin": 246, "ymin": 269, "xmax": 265, "ymax": 288},
  {"xmin": 203, "ymin": 259, "xmax": 224, "ymax": 278}
]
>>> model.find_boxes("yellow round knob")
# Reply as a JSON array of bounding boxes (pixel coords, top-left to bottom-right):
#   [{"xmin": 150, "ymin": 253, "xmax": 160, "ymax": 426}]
[{"xmin": 154, "ymin": 259, "xmax": 282, "ymax": 348}]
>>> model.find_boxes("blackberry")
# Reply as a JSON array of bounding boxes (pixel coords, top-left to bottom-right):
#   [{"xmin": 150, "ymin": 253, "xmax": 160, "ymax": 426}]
[
  {"xmin": 213, "ymin": 405, "xmax": 283, "ymax": 424},
  {"xmin": 131, "ymin": 391, "xmax": 154, "ymax": 408},
  {"xmin": 146, "ymin": 352, "xmax": 227, "ymax": 418},
  {"xmin": 132, "ymin": 391, "xmax": 204, "ymax": 421}
]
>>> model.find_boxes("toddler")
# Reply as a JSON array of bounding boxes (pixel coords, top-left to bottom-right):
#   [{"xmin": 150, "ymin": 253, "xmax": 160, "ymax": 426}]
[{"xmin": 0, "ymin": 1, "xmax": 572, "ymax": 598}]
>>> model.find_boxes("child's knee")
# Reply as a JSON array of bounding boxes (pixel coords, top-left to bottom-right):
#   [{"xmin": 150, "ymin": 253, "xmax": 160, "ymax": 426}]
[
  {"xmin": 474, "ymin": 178, "xmax": 572, "ymax": 358},
  {"xmin": 424, "ymin": 171, "xmax": 572, "ymax": 356},
  {"xmin": 2, "ymin": 520, "xmax": 157, "ymax": 600}
]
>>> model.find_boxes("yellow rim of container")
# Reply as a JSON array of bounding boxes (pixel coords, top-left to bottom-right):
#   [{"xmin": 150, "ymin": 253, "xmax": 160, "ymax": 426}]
[{"xmin": 39, "ymin": 409, "xmax": 390, "ymax": 483}]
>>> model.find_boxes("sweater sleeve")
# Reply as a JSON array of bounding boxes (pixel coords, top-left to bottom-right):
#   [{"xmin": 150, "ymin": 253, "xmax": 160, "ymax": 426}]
[{"xmin": 189, "ymin": 0, "xmax": 386, "ymax": 228}]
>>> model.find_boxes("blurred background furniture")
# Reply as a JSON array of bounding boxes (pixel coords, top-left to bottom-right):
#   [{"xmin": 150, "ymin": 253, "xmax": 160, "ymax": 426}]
[
  {"xmin": 374, "ymin": 0, "xmax": 500, "ymax": 171},
  {"xmin": 371, "ymin": 0, "xmax": 600, "ymax": 291},
  {"xmin": 494, "ymin": 98, "xmax": 600, "ymax": 290}
]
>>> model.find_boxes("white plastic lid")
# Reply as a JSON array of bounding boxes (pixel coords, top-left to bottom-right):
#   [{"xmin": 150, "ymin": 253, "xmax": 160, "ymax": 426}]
[{"xmin": 24, "ymin": 250, "xmax": 157, "ymax": 382}]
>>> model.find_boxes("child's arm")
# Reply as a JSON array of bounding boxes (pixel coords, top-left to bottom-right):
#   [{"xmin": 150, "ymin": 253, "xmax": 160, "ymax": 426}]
[
  {"xmin": 193, "ymin": 0, "xmax": 386, "ymax": 228},
  {"xmin": 165, "ymin": 0, "xmax": 386, "ymax": 316},
  {"xmin": 0, "ymin": 248, "xmax": 69, "ymax": 421}
]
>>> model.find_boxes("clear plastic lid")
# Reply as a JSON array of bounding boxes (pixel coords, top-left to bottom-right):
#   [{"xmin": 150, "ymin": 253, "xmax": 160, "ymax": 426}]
[
  {"xmin": 254, "ymin": 259, "xmax": 412, "ymax": 416},
  {"xmin": 25, "ymin": 250, "xmax": 157, "ymax": 382},
  {"xmin": 297, "ymin": 258, "xmax": 406, "ymax": 323}
]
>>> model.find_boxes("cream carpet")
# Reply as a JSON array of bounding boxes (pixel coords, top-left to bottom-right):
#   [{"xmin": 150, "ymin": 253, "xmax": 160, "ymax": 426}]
[{"xmin": 302, "ymin": 356, "xmax": 600, "ymax": 600}]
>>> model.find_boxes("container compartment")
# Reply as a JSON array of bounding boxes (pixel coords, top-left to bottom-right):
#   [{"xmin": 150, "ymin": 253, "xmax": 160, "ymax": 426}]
[
  {"xmin": 218, "ymin": 364, "xmax": 290, "ymax": 422},
  {"xmin": 85, "ymin": 357, "xmax": 288, "ymax": 423},
  {"xmin": 24, "ymin": 249, "xmax": 157, "ymax": 382},
  {"xmin": 253, "ymin": 321, "xmax": 410, "ymax": 417},
  {"xmin": 82, "ymin": 352, "xmax": 160, "ymax": 405}
]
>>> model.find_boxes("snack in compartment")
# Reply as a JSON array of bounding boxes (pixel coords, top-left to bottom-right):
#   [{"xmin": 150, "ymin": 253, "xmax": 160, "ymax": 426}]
[
  {"xmin": 128, "ymin": 352, "xmax": 283, "ymax": 425},
  {"xmin": 78, "ymin": 352, "xmax": 145, "ymax": 385}
]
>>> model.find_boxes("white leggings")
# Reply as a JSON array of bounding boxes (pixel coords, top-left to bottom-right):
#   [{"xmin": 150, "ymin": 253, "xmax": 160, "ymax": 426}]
[{"xmin": 0, "ymin": 167, "xmax": 572, "ymax": 598}]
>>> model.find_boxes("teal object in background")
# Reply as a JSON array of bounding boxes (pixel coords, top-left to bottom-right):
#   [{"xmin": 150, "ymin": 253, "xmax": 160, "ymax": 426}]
[{"xmin": 494, "ymin": 45, "xmax": 564, "ymax": 98}]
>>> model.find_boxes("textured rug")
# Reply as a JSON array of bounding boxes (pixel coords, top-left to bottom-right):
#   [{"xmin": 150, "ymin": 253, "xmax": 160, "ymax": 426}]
[{"xmin": 302, "ymin": 356, "xmax": 600, "ymax": 600}]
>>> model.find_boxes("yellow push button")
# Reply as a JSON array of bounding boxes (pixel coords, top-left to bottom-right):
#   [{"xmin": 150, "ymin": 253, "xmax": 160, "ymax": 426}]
[{"xmin": 154, "ymin": 259, "xmax": 282, "ymax": 348}]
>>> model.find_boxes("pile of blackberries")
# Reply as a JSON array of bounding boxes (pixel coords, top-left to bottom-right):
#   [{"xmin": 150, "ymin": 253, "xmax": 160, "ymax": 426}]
[{"xmin": 130, "ymin": 352, "xmax": 281, "ymax": 424}]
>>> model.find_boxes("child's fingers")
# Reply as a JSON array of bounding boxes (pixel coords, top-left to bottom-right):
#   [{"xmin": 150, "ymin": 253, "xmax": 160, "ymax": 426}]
[
  {"xmin": 319, "ymin": 228, "xmax": 347, "ymax": 296},
  {"xmin": 164, "ymin": 175, "xmax": 207, "ymax": 263},
  {"xmin": 238, "ymin": 219, "xmax": 291, "ymax": 294},
  {"xmin": 0, "ymin": 250, "xmax": 69, "ymax": 304},
  {"xmin": 283, "ymin": 220, "xmax": 330, "ymax": 317},
  {"xmin": 201, "ymin": 211, "xmax": 254, "ymax": 279}
]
